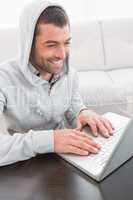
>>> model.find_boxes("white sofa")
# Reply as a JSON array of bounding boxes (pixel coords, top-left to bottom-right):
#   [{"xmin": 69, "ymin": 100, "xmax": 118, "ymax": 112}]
[
  {"xmin": 0, "ymin": 18, "xmax": 133, "ymax": 110},
  {"xmin": 70, "ymin": 18, "xmax": 133, "ymax": 109}
]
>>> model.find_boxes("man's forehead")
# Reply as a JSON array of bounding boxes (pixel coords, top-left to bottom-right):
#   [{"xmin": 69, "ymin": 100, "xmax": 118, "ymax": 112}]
[{"xmin": 37, "ymin": 23, "xmax": 70, "ymax": 41}]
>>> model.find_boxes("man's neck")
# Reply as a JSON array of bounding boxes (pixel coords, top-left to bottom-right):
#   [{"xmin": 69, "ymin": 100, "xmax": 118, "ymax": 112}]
[
  {"xmin": 30, "ymin": 61, "xmax": 52, "ymax": 81},
  {"xmin": 40, "ymin": 72, "xmax": 52, "ymax": 81}
]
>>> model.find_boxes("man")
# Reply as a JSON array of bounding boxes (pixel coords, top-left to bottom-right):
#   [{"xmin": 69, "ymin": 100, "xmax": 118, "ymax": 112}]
[{"xmin": 0, "ymin": 0, "xmax": 114, "ymax": 166}]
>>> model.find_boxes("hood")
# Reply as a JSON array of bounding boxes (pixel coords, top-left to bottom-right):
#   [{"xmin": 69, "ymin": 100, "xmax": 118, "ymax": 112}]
[{"xmin": 18, "ymin": 0, "xmax": 68, "ymax": 86}]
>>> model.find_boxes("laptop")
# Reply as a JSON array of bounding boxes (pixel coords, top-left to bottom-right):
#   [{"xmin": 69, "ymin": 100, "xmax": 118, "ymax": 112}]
[{"xmin": 59, "ymin": 112, "xmax": 133, "ymax": 181}]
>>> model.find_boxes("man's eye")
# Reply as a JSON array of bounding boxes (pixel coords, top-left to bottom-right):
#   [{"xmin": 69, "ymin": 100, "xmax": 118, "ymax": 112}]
[
  {"xmin": 65, "ymin": 42, "xmax": 70, "ymax": 46},
  {"xmin": 46, "ymin": 45, "xmax": 56, "ymax": 47}
]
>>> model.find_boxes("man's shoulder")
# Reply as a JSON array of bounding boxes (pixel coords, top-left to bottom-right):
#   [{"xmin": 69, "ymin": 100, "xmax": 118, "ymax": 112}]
[{"xmin": 0, "ymin": 60, "xmax": 19, "ymax": 75}]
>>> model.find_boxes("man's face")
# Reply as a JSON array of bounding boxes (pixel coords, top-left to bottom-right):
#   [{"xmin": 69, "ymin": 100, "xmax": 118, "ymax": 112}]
[{"xmin": 30, "ymin": 23, "xmax": 71, "ymax": 75}]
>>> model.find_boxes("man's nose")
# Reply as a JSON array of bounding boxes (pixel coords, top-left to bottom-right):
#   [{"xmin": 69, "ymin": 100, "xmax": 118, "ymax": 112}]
[{"xmin": 55, "ymin": 47, "xmax": 66, "ymax": 60}]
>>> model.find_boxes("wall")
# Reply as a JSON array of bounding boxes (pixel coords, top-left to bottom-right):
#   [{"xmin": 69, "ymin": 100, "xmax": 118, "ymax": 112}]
[{"xmin": 0, "ymin": 0, "xmax": 133, "ymax": 28}]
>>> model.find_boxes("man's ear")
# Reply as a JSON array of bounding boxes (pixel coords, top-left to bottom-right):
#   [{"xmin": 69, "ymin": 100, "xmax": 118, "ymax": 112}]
[{"xmin": 29, "ymin": 40, "xmax": 35, "ymax": 64}]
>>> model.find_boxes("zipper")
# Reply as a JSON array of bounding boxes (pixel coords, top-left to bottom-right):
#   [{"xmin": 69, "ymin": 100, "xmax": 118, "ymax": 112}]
[{"xmin": 48, "ymin": 80, "xmax": 58, "ymax": 96}]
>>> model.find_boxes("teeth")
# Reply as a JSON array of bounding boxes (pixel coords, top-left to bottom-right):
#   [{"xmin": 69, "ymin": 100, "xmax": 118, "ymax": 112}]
[{"xmin": 52, "ymin": 60, "xmax": 63, "ymax": 64}]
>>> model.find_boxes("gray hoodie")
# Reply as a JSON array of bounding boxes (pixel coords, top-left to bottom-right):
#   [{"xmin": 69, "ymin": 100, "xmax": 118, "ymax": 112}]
[{"xmin": 0, "ymin": 0, "xmax": 86, "ymax": 166}]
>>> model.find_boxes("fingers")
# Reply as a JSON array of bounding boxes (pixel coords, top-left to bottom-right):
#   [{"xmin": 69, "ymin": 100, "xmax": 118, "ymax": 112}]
[
  {"xmin": 73, "ymin": 129, "xmax": 93, "ymax": 140},
  {"xmin": 100, "ymin": 118, "xmax": 115, "ymax": 135},
  {"xmin": 73, "ymin": 133, "xmax": 101, "ymax": 149},
  {"xmin": 54, "ymin": 129, "xmax": 101, "ymax": 156},
  {"xmin": 84, "ymin": 119, "xmax": 98, "ymax": 137},
  {"xmin": 68, "ymin": 131, "xmax": 101, "ymax": 154},
  {"xmin": 70, "ymin": 140, "xmax": 100, "ymax": 154},
  {"xmin": 75, "ymin": 131, "xmax": 101, "ymax": 148},
  {"xmin": 85, "ymin": 117, "xmax": 115, "ymax": 138},
  {"xmin": 94, "ymin": 118, "xmax": 110, "ymax": 138},
  {"xmin": 68, "ymin": 146, "xmax": 89, "ymax": 156}
]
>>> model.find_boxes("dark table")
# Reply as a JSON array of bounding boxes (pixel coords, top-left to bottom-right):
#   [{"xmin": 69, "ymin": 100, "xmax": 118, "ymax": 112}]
[{"xmin": 0, "ymin": 104, "xmax": 133, "ymax": 200}]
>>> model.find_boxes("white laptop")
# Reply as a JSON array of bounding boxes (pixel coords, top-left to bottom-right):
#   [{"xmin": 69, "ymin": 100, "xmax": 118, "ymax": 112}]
[{"xmin": 59, "ymin": 112, "xmax": 133, "ymax": 181}]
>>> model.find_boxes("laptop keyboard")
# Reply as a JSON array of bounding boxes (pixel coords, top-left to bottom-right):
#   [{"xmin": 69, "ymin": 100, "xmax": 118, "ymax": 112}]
[
  {"xmin": 82, "ymin": 112, "xmax": 130, "ymax": 172},
  {"xmin": 85, "ymin": 126, "xmax": 127, "ymax": 168},
  {"xmin": 60, "ymin": 113, "xmax": 130, "ymax": 177}
]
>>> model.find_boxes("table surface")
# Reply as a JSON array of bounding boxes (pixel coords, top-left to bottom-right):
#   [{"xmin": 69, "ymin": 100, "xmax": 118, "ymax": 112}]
[{"xmin": 0, "ymin": 104, "xmax": 133, "ymax": 200}]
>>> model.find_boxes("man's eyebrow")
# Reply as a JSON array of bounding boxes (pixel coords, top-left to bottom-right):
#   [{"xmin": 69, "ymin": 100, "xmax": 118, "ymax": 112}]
[{"xmin": 45, "ymin": 37, "xmax": 72, "ymax": 44}]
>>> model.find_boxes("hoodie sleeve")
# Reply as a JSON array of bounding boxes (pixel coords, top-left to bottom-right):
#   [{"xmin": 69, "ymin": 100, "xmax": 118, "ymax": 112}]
[
  {"xmin": 0, "ymin": 89, "xmax": 54, "ymax": 166},
  {"xmin": 0, "ymin": 129, "xmax": 54, "ymax": 166},
  {"xmin": 65, "ymin": 70, "xmax": 87, "ymax": 128}
]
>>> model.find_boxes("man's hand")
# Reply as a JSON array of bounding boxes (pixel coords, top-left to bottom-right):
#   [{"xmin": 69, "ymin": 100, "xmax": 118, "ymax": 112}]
[
  {"xmin": 54, "ymin": 129, "xmax": 101, "ymax": 155},
  {"xmin": 76, "ymin": 109, "xmax": 115, "ymax": 138}
]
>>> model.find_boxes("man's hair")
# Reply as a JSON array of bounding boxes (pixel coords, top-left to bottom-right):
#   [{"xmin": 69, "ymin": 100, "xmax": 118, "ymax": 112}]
[{"xmin": 34, "ymin": 6, "xmax": 70, "ymax": 37}]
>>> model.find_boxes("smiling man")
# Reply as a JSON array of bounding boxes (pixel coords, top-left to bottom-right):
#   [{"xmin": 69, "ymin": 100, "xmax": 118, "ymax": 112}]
[
  {"xmin": 0, "ymin": 0, "xmax": 114, "ymax": 166},
  {"xmin": 30, "ymin": 23, "xmax": 70, "ymax": 80}
]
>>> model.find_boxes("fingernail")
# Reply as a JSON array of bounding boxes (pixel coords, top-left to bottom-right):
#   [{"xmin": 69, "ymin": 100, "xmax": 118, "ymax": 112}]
[
  {"xmin": 96, "ymin": 144, "xmax": 101, "ymax": 149},
  {"xmin": 94, "ymin": 148, "xmax": 99, "ymax": 153},
  {"xmin": 94, "ymin": 132, "xmax": 98, "ymax": 137},
  {"xmin": 83, "ymin": 151, "xmax": 89, "ymax": 155},
  {"xmin": 104, "ymin": 132, "xmax": 110, "ymax": 138},
  {"xmin": 110, "ymin": 130, "xmax": 114, "ymax": 135}
]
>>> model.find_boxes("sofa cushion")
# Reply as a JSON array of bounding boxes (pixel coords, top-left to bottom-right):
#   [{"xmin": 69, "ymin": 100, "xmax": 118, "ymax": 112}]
[
  {"xmin": 70, "ymin": 22, "xmax": 105, "ymax": 71},
  {"xmin": 108, "ymin": 68, "xmax": 133, "ymax": 102},
  {"xmin": 107, "ymin": 68, "xmax": 133, "ymax": 84},
  {"xmin": 102, "ymin": 18, "xmax": 133, "ymax": 70},
  {"xmin": 78, "ymin": 71, "xmax": 126, "ymax": 107},
  {"xmin": 108, "ymin": 68, "xmax": 133, "ymax": 110}
]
